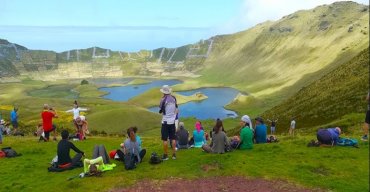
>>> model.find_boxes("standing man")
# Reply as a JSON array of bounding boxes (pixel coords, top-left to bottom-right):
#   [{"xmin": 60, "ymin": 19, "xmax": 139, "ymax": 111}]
[
  {"xmin": 361, "ymin": 91, "xmax": 369, "ymax": 141},
  {"xmin": 158, "ymin": 85, "xmax": 178, "ymax": 160},
  {"xmin": 267, "ymin": 118, "xmax": 278, "ymax": 135},
  {"xmin": 41, "ymin": 104, "xmax": 58, "ymax": 141},
  {"xmin": 289, "ymin": 118, "xmax": 296, "ymax": 137},
  {"xmin": 10, "ymin": 107, "xmax": 18, "ymax": 135}
]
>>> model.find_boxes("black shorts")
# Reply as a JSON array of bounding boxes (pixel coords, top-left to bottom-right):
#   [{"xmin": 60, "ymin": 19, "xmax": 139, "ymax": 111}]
[
  {"xmin": 11, "ymin": 121, "xmax": 18, "ymax": 128},
  {"xmin": 365, "ymin": 110, "xmax": 370, "ymax": 124},
  {"xmin": 161, "ymin": 123, "xmax": 176, "ymax": 141}
]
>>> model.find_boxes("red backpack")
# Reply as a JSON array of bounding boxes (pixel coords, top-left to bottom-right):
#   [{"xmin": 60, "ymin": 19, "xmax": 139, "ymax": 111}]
[{"xmin": 0, "ymin": 151, "xmax": 6, "ymax": 158}]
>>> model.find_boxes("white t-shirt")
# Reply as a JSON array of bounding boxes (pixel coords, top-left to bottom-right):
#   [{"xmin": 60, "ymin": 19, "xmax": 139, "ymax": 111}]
[
  {"xmin": 66, "ymin": 108, "xmax": 87, "ymax": 120},
  {"xmin": 290, "ymin": 120, "xmax": 296, "ymax": 129}
]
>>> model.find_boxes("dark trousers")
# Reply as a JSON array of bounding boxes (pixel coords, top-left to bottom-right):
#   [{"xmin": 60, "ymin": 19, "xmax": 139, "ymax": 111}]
[
  {"xmin": 71, "ymin": 153, "xmax": 83, "ymax": 166},
  {"xmin": 92, "ymin": 144, "xmax": 110, "ymax": 164},
  {"xmin": 116, "ymin": 149, "xmax": 146, "ymax": 163}
]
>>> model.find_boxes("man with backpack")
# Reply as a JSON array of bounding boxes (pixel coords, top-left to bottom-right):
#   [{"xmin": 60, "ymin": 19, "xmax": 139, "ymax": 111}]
[{"xmin": 158, "ymin": 85, "xmax": 178, "ymax": 160}]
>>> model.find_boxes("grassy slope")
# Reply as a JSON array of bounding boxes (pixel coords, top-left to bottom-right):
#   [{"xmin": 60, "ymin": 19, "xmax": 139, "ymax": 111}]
[
  {"xmin": 260, "ymin": 47, "xmax": 369, "ymax": 130},
  {"xmin": 0, "ymin": 133, "xmax": 368, "ymax": 192}
]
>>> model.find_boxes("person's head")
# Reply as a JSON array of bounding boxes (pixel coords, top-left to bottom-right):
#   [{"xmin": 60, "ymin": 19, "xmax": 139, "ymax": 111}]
[
  {"xmin": 160, "ymin": 85, "xmax": 172, "ymax": 95},
  {"xmin": 214, "ymin": 119, "xmax": 223, "ymax": 133},
  {"xmin": 61, "ymin": 130, "xmax": 69, "ymax": 140},
  {"xmin": 0, "ymin": 119, "xmax": 5, "ymax": 125},
  {"xmin": 43, "ymin": 104, "xmax": 49, "ymax": 110},
  {"xmin": 195, "ymin": 121, "xmax": 202, "ymax": 133},
  {"xmin": 14, "ymin": 107, "xmax": 18, "ymax": 112},
  {"xmin": 335, "ymin": 127, "xmax": 341, "ymax": 135},
  {"xmin": 127, "ymin": 127, "xmax": 136, "ymax": 141},
  {"xmin": 240, "ymin": 115, "xmax": 251, "ymax": 127},
  {"xmin": 255, "ymin": 117, "xmax": 264, "ymax": 125},
  {"xmin": 133, "ymin": 126, "xmax": 138, "ymax": 133},
  {"xmin": 73, "ymin": 104, "xmax": 78, "ymax": 108},
  {"xmin": 179, "ymin": 122, "xmax": 185, "ymax": 129}
]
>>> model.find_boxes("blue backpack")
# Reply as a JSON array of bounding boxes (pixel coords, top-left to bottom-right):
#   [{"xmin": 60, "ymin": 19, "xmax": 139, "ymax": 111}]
[{"xmin": 336, "ymin": 138, "xmax": 358, "ymax": 148}]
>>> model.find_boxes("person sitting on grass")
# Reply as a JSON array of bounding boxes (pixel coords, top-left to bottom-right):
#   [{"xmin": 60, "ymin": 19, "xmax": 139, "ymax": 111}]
[
  {"xmin": 210, "ymin": 118, "xmax": 225, "ymax": 139},
  {"xmin": 254, "ymin": 117, "xmax": 267, "ymax": 144},
  {"xmin": 316, "ymin": 127, "xmax": 341, "ymax": 147},
  {"xmin": 116, "ymin": 127, "xmax": 146, "ymax": 164},
  {"xmin": 57, "ymin": 130, "xmax": 84, "ymax": 169},
  {"xmin": 176, "ymin": 122, "xmax": 189, "ymax": 149},
  {"xmin": 193, "ymin": 121, "xmax": 206, "ymax": 148},
  {"xmin": 239, "ymin": 115, "xmax": 254, "ymax": 150},
  {"xmin": 202, "ymin": 122, "xmax": 230, "ymax": 154}
]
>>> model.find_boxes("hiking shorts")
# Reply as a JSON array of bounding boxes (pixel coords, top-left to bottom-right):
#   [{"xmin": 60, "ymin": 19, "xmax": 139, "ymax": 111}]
[
  {"xmin": 271, "ymin": 126, "xmax": 276, "ymax": 132},
  {"xmin": 11, "ymin": 121, "xmax": 18, "ymax": 128},
  {"xmin": 365, "ymin": 110, "xmax": 370, "ymax": 124},
  {"xmin": 317, "ymin": 129, "xmax": 332, "ymax": 145},
  {"xmin": 161, "ymin": 123, "xmax": 176, "ymax": 141}
]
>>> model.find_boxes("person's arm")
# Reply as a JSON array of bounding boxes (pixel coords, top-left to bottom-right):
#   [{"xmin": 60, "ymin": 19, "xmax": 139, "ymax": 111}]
[
  {"xmin": 69, "ymin": 142, "xmax": 84, "ymax": 155},
  {"xmin": 78, "ymin": 107, "xmax": 89, "ymax": 112},
  {"xmin": 65, "ymin": 109, "xmax": 73, "ymax": 113}
]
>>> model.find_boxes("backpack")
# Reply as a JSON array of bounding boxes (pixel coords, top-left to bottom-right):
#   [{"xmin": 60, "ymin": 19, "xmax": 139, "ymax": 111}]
[
  {"xmin": 124, "ymin": 153, "xmax": 136, "ymax": 170},
  {"xmin": 149, "ymin": 152, "xmax": 162, "ymax": 164},
  {"xmin": 1, "ymin": 147, "xmax": 21, "ymax": 158},
  {"xmin": 337, "ymin": 138, "xmax": 359, "ymax": 148}
]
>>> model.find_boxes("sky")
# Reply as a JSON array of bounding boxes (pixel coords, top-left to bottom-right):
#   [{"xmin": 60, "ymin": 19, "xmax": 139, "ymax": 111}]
[{"xmin": 0, "ymin": 0, "xmax": 368, "ymax": 52}]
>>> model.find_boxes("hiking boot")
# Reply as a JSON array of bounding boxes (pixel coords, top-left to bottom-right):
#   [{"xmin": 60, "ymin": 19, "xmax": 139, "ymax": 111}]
[
  {"xmin": 172, "ymin": 154, "xmax": 176, "ymax": 160},
  {"xmin": 161, "ymin": 154, "xmax": 169, "ymax": 161},
  {"xmin": 361, "ymin": 135, "xmax": 368, "ymax": 141}
]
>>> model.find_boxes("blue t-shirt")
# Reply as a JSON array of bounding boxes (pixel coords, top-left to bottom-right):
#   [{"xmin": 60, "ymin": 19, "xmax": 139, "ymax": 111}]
[
  {"xmin": 255, "ymin": 124, "xmax": 267, "ymax": 143},
  {"xmin": 193, "ymin": 130, "xmax": 206, "ymax": 148},
  {"xmin": 10, "ymin": 110, "xmax": 17, "ymax": 122}
]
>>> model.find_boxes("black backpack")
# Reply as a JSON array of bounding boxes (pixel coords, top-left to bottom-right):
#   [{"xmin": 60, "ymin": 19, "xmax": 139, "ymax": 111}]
[
  {"xmin": 124, "ymin": 153, "xmax": 136, "ymax": 170},
  {"xmin": 149, "ymin": 152, "xmax": 162, "ymax": 164},
  {"xmin": 1, "ymin": 147, "xmax": 21, "ymax": 158}
]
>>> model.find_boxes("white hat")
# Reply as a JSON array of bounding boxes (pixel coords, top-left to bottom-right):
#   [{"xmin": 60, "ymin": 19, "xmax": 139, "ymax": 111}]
[
  {"xmin": 0, "ymin": 119, "xmax": 5, "ymax": 124},
  {"xmin": 160, "ymin": 85, "xmax": 172, "ymax": 94},
  {"xmin": 241, "ymin": 115, "xmax": 253, "ymax": 129}
]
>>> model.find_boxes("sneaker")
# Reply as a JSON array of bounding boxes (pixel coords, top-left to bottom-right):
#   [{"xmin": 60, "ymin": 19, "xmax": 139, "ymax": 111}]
[
  {"xmin": 361, "ymin": 135, "xmax": 368, "ymax": 141},
  {"xmin": 172, "ymin": 154, "xmax": 176, "ymax": 160},
  {"xmin": 162, "ymin": 154, "xmax": 169, "ymax": 161}
]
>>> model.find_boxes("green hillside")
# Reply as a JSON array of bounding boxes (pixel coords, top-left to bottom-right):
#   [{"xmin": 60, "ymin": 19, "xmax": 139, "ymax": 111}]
[
  {"xmin": 261, "ymin": 47, "xmax": 369, "ymax": 130},
  {"xmin": 199, "ymin": 1, "xmax": 368, "ymax": 97}
]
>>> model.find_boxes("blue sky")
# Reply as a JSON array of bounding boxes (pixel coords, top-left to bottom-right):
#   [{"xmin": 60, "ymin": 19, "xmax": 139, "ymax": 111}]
[{"xmin": 0, "ymin": 0, "xmax": 368, "ymax": 52}]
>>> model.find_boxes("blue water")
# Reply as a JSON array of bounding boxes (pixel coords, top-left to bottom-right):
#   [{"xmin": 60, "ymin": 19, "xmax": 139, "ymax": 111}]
[
  {"xmin": 149, "ymin": 87, "xmax": 240, "ymax": 120},
  {"xmin": 100, "ymin": 79, "xmax": 182, "ymax": 101}
]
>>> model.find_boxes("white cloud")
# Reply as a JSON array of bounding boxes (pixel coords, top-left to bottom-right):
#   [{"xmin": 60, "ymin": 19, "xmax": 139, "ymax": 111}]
[{"xmin": 217, "ymin": 0, "xmax": 369, "ymax": 34}]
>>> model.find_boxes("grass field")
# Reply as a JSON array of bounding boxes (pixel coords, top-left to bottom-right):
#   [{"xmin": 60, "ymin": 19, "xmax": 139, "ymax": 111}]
[{"xmin": 0, "ymin": 132, "xmax": 368, "ymax": 192}]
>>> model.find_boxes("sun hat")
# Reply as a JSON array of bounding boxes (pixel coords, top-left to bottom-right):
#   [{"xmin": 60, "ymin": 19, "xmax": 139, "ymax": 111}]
[{"xmin": 160, "ymin": 85, "xmax": 172, "ymax": 94}]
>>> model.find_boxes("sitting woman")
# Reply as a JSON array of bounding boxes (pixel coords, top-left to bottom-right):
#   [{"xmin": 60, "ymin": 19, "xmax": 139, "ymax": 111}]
[
  {"xmin": 239, "ymin": 115, "xmax": 254, "ymax": 150},
  {"xmin": 317, "ymin": 127, "xmax": 341, "ymax": 146},
  {"xmin": 210, "ymin": 119, "xmax": 225, "ymax": 139},
  {"xmin": 117, "ymin": 127, "xmax": 146, "ymax": 163},
  {"xmin": 202, "ymin": 124, "xmax": 230, "ymax": 154},
  {"xmin": 193, "ymin": 121, "xmax": 206, "ymax": 148},
  {"xmin": 176, "ymin": 122, "xmax": 189, "ymax": 149}
]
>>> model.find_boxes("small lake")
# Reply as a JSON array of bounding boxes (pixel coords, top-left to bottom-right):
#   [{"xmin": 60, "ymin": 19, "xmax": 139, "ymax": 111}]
[
  {"xmin": 100, "ymin": 79, "xmax": 182, "ymax": 101},
  {"xmin": 148, "ymin": 87, "xmax": 239, "ymax": 120}
]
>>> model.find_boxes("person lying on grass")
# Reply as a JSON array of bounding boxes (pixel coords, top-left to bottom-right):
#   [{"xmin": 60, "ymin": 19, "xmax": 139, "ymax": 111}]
[
  {"xmin": 316, "ymin": 127, "xmax": 341, "ymax": 147},
  {"xmin": 116, "ymin": 127, "xmax": 146, "ymax": 163},
  {"xmin": 57, "ymin": 130, "xmax": 84, "ymax": 168}
]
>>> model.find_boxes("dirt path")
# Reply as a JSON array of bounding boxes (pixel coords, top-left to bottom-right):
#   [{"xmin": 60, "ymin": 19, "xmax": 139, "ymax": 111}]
[{"xmin": 111, "ymin": 176, "xmax": 324, "ymax": 192}]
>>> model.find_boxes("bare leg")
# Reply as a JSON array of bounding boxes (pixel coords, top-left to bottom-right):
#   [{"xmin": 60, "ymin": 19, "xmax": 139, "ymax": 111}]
[
  {"xmin": 163, "ymin": 140, "xmax": 168, "ymax": 155},
  {"xmin": 171, "ymin": 140, "xmax": 176, "ymax": 154}
]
